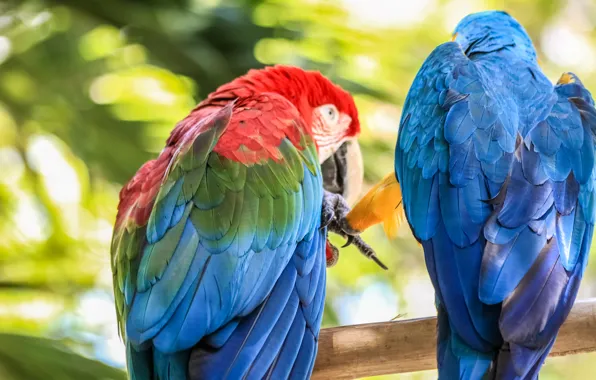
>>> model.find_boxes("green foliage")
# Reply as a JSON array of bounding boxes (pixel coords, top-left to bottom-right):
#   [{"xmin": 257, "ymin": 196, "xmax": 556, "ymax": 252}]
[
  {"xmin": 1, "ymin": 0, "xmax": 596, "ymax": 378},
  {"xmin": 0, "ymin": 333, "xmax": 125, "ymax": 380}
]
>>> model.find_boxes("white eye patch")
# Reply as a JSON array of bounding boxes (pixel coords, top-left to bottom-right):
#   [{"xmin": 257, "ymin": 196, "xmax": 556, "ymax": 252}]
[{"xmin": 319, "ymin": 104, "xmax": 339, "ymax": 125}]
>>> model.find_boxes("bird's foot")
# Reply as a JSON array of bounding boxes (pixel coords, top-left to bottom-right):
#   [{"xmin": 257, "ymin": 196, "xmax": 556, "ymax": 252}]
[{"xmin": 321, "ymin": 190, "xmax": 387, "ymax": 270}]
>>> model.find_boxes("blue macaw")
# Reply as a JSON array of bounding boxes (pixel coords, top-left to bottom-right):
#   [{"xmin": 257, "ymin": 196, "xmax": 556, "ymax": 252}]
[{"xmin": 346, "ymin": 11, "xmax": 596, "ymax": 379}]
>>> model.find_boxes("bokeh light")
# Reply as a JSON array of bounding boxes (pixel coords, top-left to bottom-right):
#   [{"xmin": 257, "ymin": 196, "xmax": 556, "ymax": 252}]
[{"xmin": 1, "ymin": 0, "xmax": 596, "ymax": 379}]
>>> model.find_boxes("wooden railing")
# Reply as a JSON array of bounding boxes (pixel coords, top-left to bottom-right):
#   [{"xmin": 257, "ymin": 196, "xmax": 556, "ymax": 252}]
[{"xmin": 312, "ymin": 299, "xmax": 596, "ymax": 379}]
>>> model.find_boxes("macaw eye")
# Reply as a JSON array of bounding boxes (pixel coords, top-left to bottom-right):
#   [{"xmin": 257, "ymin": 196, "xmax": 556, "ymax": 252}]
[{"xmin": 319, "ymin": 104, "xmax": 339, "ymax": 125}]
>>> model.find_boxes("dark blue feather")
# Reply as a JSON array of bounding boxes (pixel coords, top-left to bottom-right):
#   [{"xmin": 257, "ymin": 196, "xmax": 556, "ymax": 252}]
[
  {"xmin": 288, "ymin": 329, "xmax": 317, "ymax": 380},
  {"xmin": 530, "ymin": 121, "xmax": 562, "ymax": 156},
  {"xmin": 480, "ymin": 226, "xmax": 546, "ymax": 305},
  {"xmin": 445, "ymin": 101, "xmax": 476, "ymax": 144},
  {"xmin": 568, "ymin": 128, "xmax": 595, "ymax": 185},
  {"xmin": 188, "ymin": 233, "xmax": 326, "ymax": 379},
  {"xmin": 498, "ymin": 239, "xmax": 564, "ymax": 343},
  {"xmin": 423, "ymin": 221, "xmax": 495, "ymax": 351},
  {"xmin": 449, "ymin": 139, "xmax": 482, "ymax": 187},
  {"xmin": 203, "ymin": 320, "xmax": 239, "ymax": 348},
  {"xmin": 410, "ymin": 172, "xmax": 440, "ymax": 240},
  {"xmin": 520, "ymin": 145, "xmax": 548, "ymax": 185},
  {"xmin": 553, "ymin": 178, "xmax": 579, "ymax": 215},
  {"xmin": 439, "ymin": 175, "xmax": 482, "ymax": 247},
  {"xmin": 266, "ymin": 313, "xmax": 306, "ymax": 379},
  {"xmin": 497, "ymin": 162, "xmax": 553, "ymax": 229}
]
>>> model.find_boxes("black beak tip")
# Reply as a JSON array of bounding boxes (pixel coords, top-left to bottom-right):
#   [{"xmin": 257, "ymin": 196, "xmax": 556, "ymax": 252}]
[{"xmin": 321, "ymin": 142, "xmax": 348, "ymax": 196}]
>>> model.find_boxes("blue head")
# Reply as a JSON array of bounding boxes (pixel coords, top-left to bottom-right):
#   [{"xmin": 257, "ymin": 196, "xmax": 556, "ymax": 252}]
[{"xmin": 452, "ymin": 11, "xmax": 537, "ymax": 63}]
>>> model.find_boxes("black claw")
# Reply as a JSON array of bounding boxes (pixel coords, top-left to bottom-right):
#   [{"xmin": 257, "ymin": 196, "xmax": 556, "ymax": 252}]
[
  {"xmin": 342, "ymin": 235, "xmax": 354, "ymax": 248},
  {"xmin": 321, "ymin": 190, "xmax": 386, "ymax": 270},
  {"xmin": 349, "ymin": 235, "xmax": 389, "ymax": 270},
  {"xmin": 370, "ymin": 255, "xmax": 389, "ymax": 270}
]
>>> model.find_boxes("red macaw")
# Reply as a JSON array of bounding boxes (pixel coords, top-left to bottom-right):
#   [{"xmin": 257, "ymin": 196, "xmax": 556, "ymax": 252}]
[{"xmin": 110, "ymin": 65, "xmax": 381, "ymax": 380}]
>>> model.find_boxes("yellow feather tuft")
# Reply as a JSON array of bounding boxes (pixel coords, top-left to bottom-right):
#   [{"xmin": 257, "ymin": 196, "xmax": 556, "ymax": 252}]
[
  {"xmin": 346, "ymin": 172, "xmax": 404, "ymax": 239},
  {"xmin": 381, "ymin": 200, "xmax": 405, "ymax": 240},
  {"xmin": 557, "ymin": 72, "xmax": 575, "ymax": 85}
]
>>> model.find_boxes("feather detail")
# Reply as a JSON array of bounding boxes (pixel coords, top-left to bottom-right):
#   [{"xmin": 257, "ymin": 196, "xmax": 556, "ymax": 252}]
[{"xmin": 345, "ymin": 172, "xmax": 405, "ymax": 238}]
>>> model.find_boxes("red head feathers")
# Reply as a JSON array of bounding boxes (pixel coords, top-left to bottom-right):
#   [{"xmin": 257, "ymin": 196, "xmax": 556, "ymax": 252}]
[
  {"xmin": 219, "ymin": 65, "xmax": 360, "ymax": 139},
  {"xmin": 166, "ymin": 65, "xmax": 360, "ymax": 162}
]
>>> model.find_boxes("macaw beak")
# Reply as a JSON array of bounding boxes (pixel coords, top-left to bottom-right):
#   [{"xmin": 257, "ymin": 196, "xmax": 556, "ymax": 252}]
[
  {"xmin": 345, "ymin": 171, "xmax": 405, "ymax": 239},
  {"xmin": 321, "ymin": 139, "xmax": 363, "ymax": 206}
]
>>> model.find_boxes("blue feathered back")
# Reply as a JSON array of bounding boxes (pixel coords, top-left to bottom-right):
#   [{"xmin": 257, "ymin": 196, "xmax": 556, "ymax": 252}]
[{"xmin": 395, "ymin": 11, "xmax": 596, "ymax": 379}]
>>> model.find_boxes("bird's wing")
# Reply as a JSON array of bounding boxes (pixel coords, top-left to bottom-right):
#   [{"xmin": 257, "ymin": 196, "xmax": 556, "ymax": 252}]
[
  {"xmin": 395, "ymin": 42, "xmax": 520, "ymax": 353},
  {"xmin": 480, "ymin": 74, "xmax": 596, "ymax": 377},
  {"xmin": 111, "ymin": 94, "xmax": 326, "ymax": 377}
]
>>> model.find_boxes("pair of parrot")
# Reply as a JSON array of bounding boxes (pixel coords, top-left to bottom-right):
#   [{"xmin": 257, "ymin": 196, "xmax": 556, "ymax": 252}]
[{"xmin": 111, "ymin": 10, "xmax": 596, "ymax": 380}]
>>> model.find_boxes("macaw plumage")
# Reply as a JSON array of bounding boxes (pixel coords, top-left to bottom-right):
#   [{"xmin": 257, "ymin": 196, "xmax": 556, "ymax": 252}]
[
  {"xmin": 347, "ymin": 11, "xmax": 596, "ymax": 379},
  {"xmin": 110, "ymin": 65, "xmax": 373, "ymax": 379}
]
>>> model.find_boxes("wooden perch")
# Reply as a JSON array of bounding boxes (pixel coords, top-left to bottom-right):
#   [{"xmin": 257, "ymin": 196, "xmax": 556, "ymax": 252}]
[{"xmin": 313, "ymin": 298, "xmax": 596, "ymax": 379}]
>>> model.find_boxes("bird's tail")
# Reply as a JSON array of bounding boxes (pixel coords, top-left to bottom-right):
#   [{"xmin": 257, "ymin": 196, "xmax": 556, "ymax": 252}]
[
  {"xmin": 437, "ymin": 306, "xmax": 555, "ymax": 380},
  {"xmin": 436, "ymin": 303, "xmax": 495, "ymax": 380},
  {"xmin": 488, "ymin": 339, "xmax": 555, "ymax": 380},
  {"xmin": 126, "ymin": 342, "xmax": 190, "ymax": 380}
]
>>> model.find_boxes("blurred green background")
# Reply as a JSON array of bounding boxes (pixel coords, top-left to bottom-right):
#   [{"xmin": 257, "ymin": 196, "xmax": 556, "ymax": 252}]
[{"xmin": 1, "ymin": 0, "xmax": 595, "ymax": 379}]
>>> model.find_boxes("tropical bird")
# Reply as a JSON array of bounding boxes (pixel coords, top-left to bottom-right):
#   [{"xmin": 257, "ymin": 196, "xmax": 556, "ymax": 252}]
[
  {"xmin": 110, "ymin": 65, "xmax": 380, "ymax": 380},
  {"xmin": 345, "ymin": 11, "xmax": 596, "ymax": 379}
]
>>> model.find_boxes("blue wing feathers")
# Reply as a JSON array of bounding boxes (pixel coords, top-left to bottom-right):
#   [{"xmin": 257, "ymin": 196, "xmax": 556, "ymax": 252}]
[
  {"xmin": 288, "ymin": 331, "xmax": 317, "ymax": 380},
  {"xmin": 128, "ymin": 217, "xmax": 203, "ymax": 345},
  {"xmin": 423, "ymin": 221, "xmax": 495, "ymax": 352},
  {"xmin": 246, "ymin": 292, "xmax": 301, "ymax": 379},
  {"xmin": 203, "ymin": 320, "xmax": 240, "ymax": 349},
  {"xmin": 498, "ymin": 239, "xmax": 564, "ymax": 343},
  {"xmin": 445, "ymin": 101, "xmax": 476, "ymax": 144},
  {"xmin": 553, "ymin": 178, "xmax": 579, "ymax": 215},
  {"xmin": 187, "ymin": 230, "xmax": 326, "ymax": 380},
  {"xmin": 497, "ymin": 163, "xmax": 553, "ymax": 229},
  {"xmin": 520, "ymin": 145, "xmax": 548, "ymax": 185},
  {"xmin": 147, "ymin": 179, "xmax": 185, "ymax": 244},
  {"xmin": 397, "ymin": 40, "xmax": 596, "ymax": 378},
  {"xmin": 267, "ymin": 313, "xmax": 305, "ymax": 379}
]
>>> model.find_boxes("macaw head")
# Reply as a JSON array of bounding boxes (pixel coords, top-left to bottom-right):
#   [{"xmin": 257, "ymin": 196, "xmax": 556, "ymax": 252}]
[
  {"xmin": 269, "ymin": 66, "xmax": 364, "ymax": 205},
  {"xmin": 208, "ymin": 65, "xmax": 364, "ymax": 204},
  {"xmin": 241, "ymin": 65, "xmax": 364, "ymax": 204},
  {"xmin": 451, "ymin": 11, "xmax": 537, "ymax": 63}
]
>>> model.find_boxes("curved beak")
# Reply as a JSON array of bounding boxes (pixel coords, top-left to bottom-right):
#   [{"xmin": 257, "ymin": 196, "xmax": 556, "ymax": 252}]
[{"xmin": 321, "ymin": 139, "xmax": 363, "ymax": 206}]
